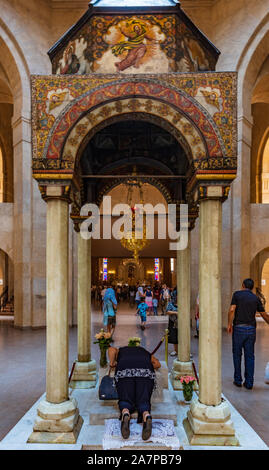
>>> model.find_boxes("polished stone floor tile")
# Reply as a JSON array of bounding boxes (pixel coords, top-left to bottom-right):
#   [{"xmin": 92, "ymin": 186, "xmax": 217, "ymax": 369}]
[{"xmin": 0, "ymin": 304, "xmax": 269, "ymax": 445}]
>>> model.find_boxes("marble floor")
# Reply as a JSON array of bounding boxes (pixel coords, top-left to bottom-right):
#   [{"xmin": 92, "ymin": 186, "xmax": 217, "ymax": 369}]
[{"xmin": 0, "ymin": 301, "xmax": 269, "ymax": 446}]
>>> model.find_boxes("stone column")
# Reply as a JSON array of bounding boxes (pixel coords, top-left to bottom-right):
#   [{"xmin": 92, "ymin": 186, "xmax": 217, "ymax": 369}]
[
  {"xmin": 231, "ymin": 115, "xmax": 252, "ymax": 291},
  {"xmin": 184, "ymin": 198, "xmax": 238, "ymax": 446},
  {"xmin": 28, "ymin": 192, "xmax": 83, "ymax": 444},
  {"xmin": 70, "ymin": 232, "xmax": 96, "ymax": 388},
  {"xmin": 13, "ymin": 115, "xmax": 32, "ymax": 327},
  {"xmin": 172, "ymin": 235, "xmax": 198, "ymax": 390}
]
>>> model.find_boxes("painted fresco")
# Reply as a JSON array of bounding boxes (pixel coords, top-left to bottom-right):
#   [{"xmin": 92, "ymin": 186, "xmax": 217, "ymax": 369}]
[
  {"xmin": 52, "ymin": 15, "xmax": 216, "ymax": 74},
  {"xmin": 31, "ymin": 72, "xmax": 237, "ymax": 174}
]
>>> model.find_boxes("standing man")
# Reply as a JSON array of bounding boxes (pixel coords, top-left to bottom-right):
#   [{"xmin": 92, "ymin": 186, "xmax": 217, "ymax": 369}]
[
  {"xmin": 129, "ymin": 285, "xmax": 136, "ymax": 308},
  {"xmin": 227, "ymin": 278, "xmax": 269, "ymax": 390},
  {"xmin": 160, "ymin": 284, "xmax": 170, "ymax": 315}
]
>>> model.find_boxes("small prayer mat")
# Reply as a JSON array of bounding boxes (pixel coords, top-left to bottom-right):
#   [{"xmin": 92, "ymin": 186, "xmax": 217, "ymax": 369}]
[{"xmin": 102, "ymin": 418, "xmax": 180, "ymax": 450}]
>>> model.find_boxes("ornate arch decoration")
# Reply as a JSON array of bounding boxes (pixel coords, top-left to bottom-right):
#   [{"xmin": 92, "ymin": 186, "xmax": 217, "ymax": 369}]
[
  {"xmin": 32, "ymin": 73, "xmax": 237, "ymax": 205},
  {"xmin": 53, "ymin": 95, "xmax": 209, "ymax": 165}
]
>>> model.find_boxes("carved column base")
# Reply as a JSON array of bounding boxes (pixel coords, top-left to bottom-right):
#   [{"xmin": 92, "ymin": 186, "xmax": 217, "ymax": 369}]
[
  {"xmin": 171, "ymin": 360, "xmax": 199, "ymax": 390},
  {"xmin": 28, "ymin": 398, "xmax": 83, "ymax": 444},
  {"xmin": 183, "ymin": 397, "xmax": 239, "ymax": 446},
  {"xmin": 69, "ymin": 360, "xmax": 97, "ymax": 389}
]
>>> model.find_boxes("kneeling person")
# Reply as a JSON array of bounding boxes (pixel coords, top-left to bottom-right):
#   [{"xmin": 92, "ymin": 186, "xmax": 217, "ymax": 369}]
[{"xmin": 108, "ymin": 339, "xmax": 161, "ymax": 441}]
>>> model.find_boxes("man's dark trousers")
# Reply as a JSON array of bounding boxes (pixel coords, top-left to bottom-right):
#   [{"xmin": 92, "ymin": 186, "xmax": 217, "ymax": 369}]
[{"xmin": 232, "ymin": 325, "xmax": 256, "ymax": 388}]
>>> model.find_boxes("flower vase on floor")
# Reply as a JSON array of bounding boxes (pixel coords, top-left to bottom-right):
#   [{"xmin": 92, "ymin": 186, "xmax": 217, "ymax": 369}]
[
  {"xmin": 94, "ymin": 329, "xmax": 112, "ymax": 369},
  {"xmin": 183, "ymin": 383, "xmax": 193, "ymax": 402},
  {"xmin": 180, "ymin": 375, "xmax": 196, "ymax": 403},
  {"xmin": 100, "ymin": 347, "xmax": 107, "ymax": 368}
]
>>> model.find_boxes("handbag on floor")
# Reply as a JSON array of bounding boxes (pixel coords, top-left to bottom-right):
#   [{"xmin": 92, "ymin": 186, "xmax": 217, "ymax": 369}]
[{"xmin": 99, "ymin": 367, "xmax": 119, "ymax": 400}]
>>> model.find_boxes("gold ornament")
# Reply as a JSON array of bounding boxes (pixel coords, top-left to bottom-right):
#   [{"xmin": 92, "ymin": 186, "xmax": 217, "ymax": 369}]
[{"xmin": 120, "ymin": 170, "xmax": 150, "ymax": 261}]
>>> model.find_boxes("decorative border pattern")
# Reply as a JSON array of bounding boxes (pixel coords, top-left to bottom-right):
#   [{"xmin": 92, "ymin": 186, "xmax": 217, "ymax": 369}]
[
  {"xmin": 61, "ymin": 97, "xmax": 207, "ymax": 166},
  {"xmin": 31, "ymin": 73, "xmax": 237, "ymax": 194}
]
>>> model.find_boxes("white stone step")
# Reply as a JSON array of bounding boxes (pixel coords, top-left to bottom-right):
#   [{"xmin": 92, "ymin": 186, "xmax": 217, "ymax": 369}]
[{"xmin": 89, "ymin": 400, "xmax": 177, "ymax": 425}]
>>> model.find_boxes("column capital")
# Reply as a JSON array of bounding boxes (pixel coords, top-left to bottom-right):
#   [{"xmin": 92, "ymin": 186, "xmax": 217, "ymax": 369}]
[
  {"xmin": 38, "ymin": 183, "xmax": 72, "ymax": 203},
  {"xmin": 194, "ymin": 183, "xmax": 231, "ymax": 203},
  {"xmin": 186, "ymin": 158, "xmax": 237, "ymax": 205}
]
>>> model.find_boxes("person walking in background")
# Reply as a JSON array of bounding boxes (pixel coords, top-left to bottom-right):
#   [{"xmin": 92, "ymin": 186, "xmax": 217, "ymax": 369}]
[
  {"xmin": 171, "ymin": 286, "xmax": 177, "ymax": 305},
  {"xmin": 166, "ymin": 297, "xmax": 178, "ymax": 357},
  {"xmin": 135, "ymin": 284, "xmax": 144, "ymax": 309},
  {"xmin": 152, "ymin": 296, "xmax": 158, "ymax": 316},
  {"xmin": 116, "ymin": 285, "xmax": 122, "ymax": 303},
  {"xmin": 101, "ymin": 285, "xmax": 107, "ymax": 308},
  {"xmin": 153, "ymin": 284, "xmax": 160, "ymax": 305},
  {"xmin": 129, "ymin": 285, "xmax": 136, "ymax": 308},
  {"xmin": 145, "ymin": 286, "xmax": 153, "ymax": 315},
  {"xmin": 160, "ymin": 284, "xmax": 170, "ymax": 315},
  {"xmin": 227, "ymin": 278, "xmax": 269, "ymax": 390},
  {"xmin": 103, "ymin": 286, "xmax": 117, "ymax": 338},
  {"xmin": 137, "ymin": 296, "xmax": 148, "ymax": 330}
]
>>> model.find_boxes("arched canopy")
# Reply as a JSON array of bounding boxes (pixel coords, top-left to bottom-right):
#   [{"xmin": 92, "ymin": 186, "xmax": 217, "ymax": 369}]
[{"xmin": 32, "ymin": 73, "xmax": 237, "ymax": 208}]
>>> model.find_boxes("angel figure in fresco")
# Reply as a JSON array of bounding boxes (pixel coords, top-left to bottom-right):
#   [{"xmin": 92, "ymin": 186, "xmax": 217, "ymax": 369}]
[
  {"xmin": 59, "ymin": 42, "xmax": 80, "ymax": 74},
  {"xmin": 111, "ymin": 20, "xmax": 159, "ymax": 72},
  {"xmin": 178, "ymin": 35, "xmax": 210, "ymax": 72}
]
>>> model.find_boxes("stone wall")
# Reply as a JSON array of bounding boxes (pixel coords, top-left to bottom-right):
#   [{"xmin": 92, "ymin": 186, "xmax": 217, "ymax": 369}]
[
  {"xmin": 0, "ymin": 103, "xmax": 13, "ymax": 202},
  {"xmin": 251, "ymin": 103, "xmax": 269, "ymax": 202}
]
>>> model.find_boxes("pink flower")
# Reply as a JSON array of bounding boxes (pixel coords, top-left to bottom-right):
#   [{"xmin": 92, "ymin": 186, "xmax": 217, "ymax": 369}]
[{"xmin": 180, "ymin": 375, "xmax": 196, "ymax": 384}]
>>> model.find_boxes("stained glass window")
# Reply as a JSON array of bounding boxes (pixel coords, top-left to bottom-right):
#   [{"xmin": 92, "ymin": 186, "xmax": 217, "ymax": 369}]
[
  {"xmin": 154, "ymin": 258, "xmax": 160, "ymax": 282},
  {"xmin": 103, "ymin": 258, "xmax": 108, "ymax": 281}
]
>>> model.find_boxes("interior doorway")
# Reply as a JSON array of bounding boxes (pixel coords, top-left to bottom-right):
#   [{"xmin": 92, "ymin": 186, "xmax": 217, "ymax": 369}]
[{"xmin": 0, "ymin": 248, "xmax": 14, "ymax": 317}]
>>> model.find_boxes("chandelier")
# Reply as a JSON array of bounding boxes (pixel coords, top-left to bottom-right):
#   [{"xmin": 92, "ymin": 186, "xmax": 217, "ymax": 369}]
[{"xmin": 120, "ymin": 173, "xmax": 150, "ymax": 261}]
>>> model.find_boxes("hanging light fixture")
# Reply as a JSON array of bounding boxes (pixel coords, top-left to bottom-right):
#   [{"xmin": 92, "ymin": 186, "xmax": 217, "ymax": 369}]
[{"xmin": 120, "ymin": 169, "xmax": 150, "ymax": 261}]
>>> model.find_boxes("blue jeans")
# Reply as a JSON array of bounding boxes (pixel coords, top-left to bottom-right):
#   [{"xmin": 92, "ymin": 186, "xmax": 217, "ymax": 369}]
[
  {"xmin": 232, "ymin": 325, "xmax": 256, "ymax": 387},
  {"xmin": 153, "ymin": 306, "xmax": 158, "ymax": 316}
]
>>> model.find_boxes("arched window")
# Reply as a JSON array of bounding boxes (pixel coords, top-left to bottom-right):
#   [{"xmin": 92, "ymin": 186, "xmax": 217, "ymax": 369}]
[
  {"xmin": 261, "ymin": 136, "xmax": 269, "ymax": 203},
  {"xmin": 0, "ymin": 146, "xmax": 4, "ymax": 203}
]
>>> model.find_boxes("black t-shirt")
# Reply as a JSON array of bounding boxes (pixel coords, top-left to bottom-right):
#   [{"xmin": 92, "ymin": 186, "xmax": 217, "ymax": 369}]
[
  {"xmin": 116, "ymin": 346, "xmax": 154, "ymax": 374},
  {"xmin": 231, "ymin": 289, "xmax": 265, "ymax": 327}
]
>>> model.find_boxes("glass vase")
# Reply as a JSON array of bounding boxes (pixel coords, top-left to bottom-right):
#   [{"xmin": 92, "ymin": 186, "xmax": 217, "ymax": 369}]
[
  {"xmin": 100, "ymin": 347, "xmax": 107, "ymax": 368},
  {"xmin": 183, "ymin": 383, "xmax": 193, "ymax": 402}
]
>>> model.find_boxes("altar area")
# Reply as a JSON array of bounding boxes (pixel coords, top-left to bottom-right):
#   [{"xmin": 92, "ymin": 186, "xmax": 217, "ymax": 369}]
[
  {"xmin": 27, "ymin": 0, "xmax": 246, "ymax": 449},
  {"xmin": 0, "ymin": 375, "xmax": 267, "ymax": 450}
]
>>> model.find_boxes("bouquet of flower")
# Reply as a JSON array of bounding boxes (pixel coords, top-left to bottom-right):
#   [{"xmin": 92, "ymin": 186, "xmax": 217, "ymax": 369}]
[
  {"xmin": 180, "ymin": 375, "xmax": 196, "ymax": 402},
  {"xmin": 94, "ymin": 329, "xmax": 112, "ymax": 347},
  {"xmin": 94, "ymin": 329, "xmax": 112, "ymax": 367},
  {"xmin": 128, "ymin": 336, "xmax": 141, "ymax": 347}
]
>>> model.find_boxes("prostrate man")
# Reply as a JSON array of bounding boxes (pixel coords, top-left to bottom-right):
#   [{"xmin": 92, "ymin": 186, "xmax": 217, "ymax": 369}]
[{"xmin": 227, "ymin": 278, "xmax": 269, "ymax": 390}]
